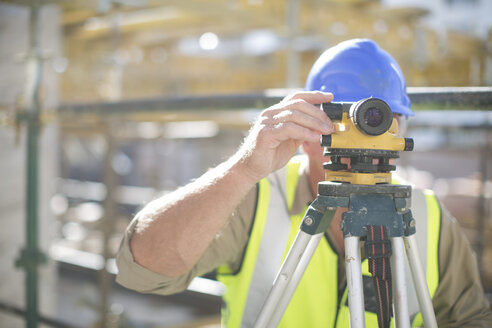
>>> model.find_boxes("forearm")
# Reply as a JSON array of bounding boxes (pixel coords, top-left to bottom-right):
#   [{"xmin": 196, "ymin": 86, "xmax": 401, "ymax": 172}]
[
  {"xmin": 129, "ymin": 91, "xmax": 334, "ymax": 278},
  {"xmin": 130, "ymin": 156, "xmax": 257, "ymax": 277}
]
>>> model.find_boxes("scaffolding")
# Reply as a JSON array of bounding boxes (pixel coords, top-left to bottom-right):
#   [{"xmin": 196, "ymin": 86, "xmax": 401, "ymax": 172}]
[{"xmin": 3, "ymin": 2, "xmax": 492, "ymax": 328}]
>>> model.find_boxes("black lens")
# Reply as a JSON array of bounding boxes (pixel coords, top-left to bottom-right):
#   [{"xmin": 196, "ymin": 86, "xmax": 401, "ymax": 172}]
[
  {"xmin": 351, "ymin": 98, "xmax": 393, "ymax": 136},
  {"xmin": 364, "ymin": 107, "xmax": 383, "ymax": 127}
]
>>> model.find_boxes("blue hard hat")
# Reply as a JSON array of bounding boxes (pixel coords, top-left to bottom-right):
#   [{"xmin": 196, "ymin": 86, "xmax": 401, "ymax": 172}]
[{"xmin": 305, "ymin": 39, "xmax": 414, "ymax": 116}]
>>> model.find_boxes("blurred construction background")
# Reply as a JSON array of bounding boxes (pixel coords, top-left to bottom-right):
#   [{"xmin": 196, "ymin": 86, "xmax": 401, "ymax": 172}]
[{"xmin": 0, "ymin": 0, "xmax": 491, "ymax": 327}]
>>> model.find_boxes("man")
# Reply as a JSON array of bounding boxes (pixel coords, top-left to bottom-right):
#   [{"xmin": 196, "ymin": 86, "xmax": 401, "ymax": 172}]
[{"xmin": 116, "ymin": 39, "xmax": 492, "ymax": 327}]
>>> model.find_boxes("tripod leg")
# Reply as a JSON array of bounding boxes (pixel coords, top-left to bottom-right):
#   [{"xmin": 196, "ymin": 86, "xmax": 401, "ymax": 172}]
[
  {"xmin": 254, "ymin": 230, "xmax": 323, "ymax": 328},
  {"xmin": 404, "ymin": 235, "xmax": 438, "ymax": 328},
  {"xmin": 391, "ymin": 237, "xmax": 411, "ymax": 328},
  {"xmin": 345, "ymin": 236, "xmax": 365, "ymax": 328},
  {"xmin": 268, "ymin": 233, "xmax": 324, "ymax": 326}
]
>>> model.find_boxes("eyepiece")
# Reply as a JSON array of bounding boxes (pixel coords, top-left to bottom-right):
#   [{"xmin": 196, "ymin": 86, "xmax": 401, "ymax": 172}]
[{"xmin": 351, "ymin": 98, "xmax": 393, "ymax": 136}]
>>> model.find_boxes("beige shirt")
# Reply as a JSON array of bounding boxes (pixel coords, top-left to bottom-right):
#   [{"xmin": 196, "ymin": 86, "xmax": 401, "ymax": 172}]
[{"xmin": 116, "ymin": 159, "xmax": 492, "ymax": 326}]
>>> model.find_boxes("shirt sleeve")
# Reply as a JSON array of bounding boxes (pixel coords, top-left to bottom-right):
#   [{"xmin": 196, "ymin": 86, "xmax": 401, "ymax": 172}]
[
  {"xmin": 432, "ymin": 204, "xmax": 492, "ymax": 327},
  {"xmin": 115, "ymin": 185, "xmax": 257, "ymax": 295}
]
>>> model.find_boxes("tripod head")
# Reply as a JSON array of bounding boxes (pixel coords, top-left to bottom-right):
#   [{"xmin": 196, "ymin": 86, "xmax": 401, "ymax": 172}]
[{"xmin": 321, "ymin": 98, "xmax": 413, "ymax": 185}]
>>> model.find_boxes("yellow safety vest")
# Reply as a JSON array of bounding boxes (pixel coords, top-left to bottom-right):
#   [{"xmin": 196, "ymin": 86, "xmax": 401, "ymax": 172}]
[{"xmin": 218, "ymin": 158, "xmax": 441, "ymax": 328}]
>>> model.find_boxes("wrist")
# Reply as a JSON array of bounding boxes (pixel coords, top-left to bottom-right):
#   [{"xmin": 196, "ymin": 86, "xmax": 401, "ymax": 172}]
[{"xmin": 226, "ymin": 154, "xmax": 263, "ymax": 189}]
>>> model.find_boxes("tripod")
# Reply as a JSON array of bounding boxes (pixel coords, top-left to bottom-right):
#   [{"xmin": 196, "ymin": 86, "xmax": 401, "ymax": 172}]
[{"xmin": 253, "ymin": 181, "xmax": 438, "ymax": 328}]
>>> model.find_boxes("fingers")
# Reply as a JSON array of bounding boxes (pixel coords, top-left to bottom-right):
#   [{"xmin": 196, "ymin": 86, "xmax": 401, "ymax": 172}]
[
  {"xmin": 236, "ymin": 91, "xmax": 334, "ymax": 180},
  {"xmin": 267, "ymin": 107, "xmax": 332, "ymax": 136},
  {"xmin": 283, "ymin": 90, "xmax": 334, "ymax": 105},
  {"xmin": 262, "ymin": 91, "xmax": 335, "ymax": 137},
  {"xmin": 268, "ymin": 122, "xmax": 321, "ymax": 143}
]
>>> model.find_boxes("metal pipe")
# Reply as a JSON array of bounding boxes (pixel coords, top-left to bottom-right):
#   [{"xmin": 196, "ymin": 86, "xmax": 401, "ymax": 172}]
[
  {"xmin": 476, "ymin": 124, "xmax": 491, "ymax": 276},
  {"xmin": 254, "ymin": 230, "xmax": 313, "ymax": 328},
  {"xmin": 57, "ymin": 87, "xmax": 492, "ymax": 118},
  {"xmin": 270, "ymin": 233, "xmax": 324, "ymax": 326},
  {"xmin": 345, "ymin": 236, "xmax": 365, "ymax": 328},
  {"xmin": 404, "ymin": 235, "xmax": 438, "ymax": 328},
  {"xmin": 25, "ymin": 2, "xmax": 43, "ymax": 327},
  {"xmin": 391, "ymin": 237, "xmax": 411, "ymax": 328},
  {"xmin": 14, "ymin": 1, "xmax": 46, "ymax": 328},
  {"xmin": 96, "ymin": 8, "xmax": 124, "ymax": 325},
  {"xmin": 98, "ymin": 122, "xmax": 118, "ymax": 327}
]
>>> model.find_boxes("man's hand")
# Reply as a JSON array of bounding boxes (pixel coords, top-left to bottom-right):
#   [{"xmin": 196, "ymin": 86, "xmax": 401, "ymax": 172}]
[
  {"xmin": 125, "ymin": 91, "xmax": 335, "ymax": 278},
  {"xmin": 236, "ymin": 91, "xmax": 335, "ymax": 182}
]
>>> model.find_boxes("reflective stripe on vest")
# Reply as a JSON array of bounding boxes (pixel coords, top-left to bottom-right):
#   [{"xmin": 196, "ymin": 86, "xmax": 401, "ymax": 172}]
[
  {"xmin": 217, "ymin": 164, "xmax": 293, "ymax": 328},
  {"xmin": 218, "ymin": 161, "xmax": 441, "ymax": 328},
  {"xmin": 410, "ymin": 189, "xmax": 441, "ymax": 327},
  {"xmin": 218, "ymin": 158, "xmax": 338, "ymax": 328}
]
